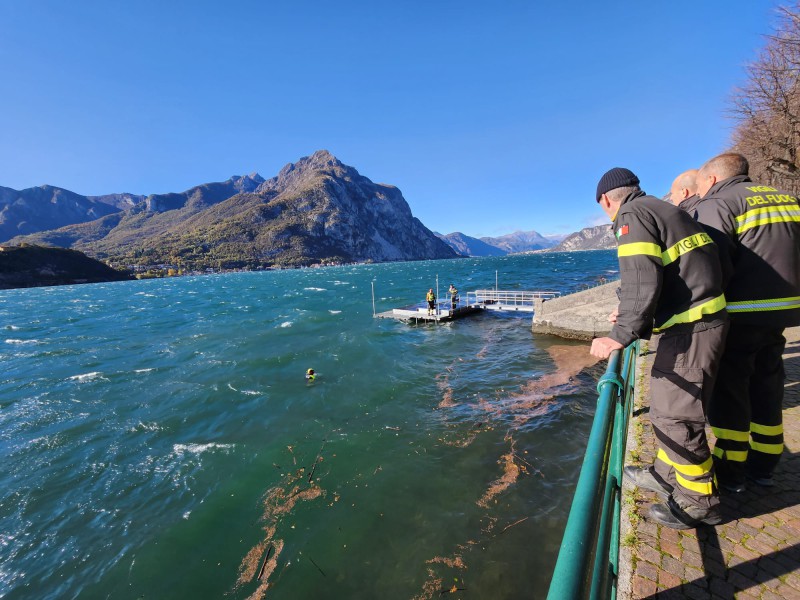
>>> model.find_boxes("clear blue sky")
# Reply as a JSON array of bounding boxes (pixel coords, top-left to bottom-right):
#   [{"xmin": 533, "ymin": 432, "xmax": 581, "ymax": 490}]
[{"xmin": 0, "ymin": 1, "xmax": 781, "ymax": 237}]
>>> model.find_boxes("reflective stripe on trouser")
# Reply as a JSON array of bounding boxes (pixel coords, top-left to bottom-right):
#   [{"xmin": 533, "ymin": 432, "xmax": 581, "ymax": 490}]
[
  {"xmin": 650, "ymin": 323, "xmax": 727, "ymax": 511},
  {"xmin": 707, "ymin": 322, "xmax": 786, "ymax": 482}
]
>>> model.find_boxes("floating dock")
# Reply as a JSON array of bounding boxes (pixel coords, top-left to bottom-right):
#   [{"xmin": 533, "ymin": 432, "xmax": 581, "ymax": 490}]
[{"xmin": 375, "ymin": 289, "xmax": 560, "ymax": 324}]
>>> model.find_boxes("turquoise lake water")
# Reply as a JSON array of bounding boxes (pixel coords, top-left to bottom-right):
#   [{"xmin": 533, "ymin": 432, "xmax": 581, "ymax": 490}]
[{"xmin": 0, "ymin": 251, "xmax": 618, "ymax": 600}]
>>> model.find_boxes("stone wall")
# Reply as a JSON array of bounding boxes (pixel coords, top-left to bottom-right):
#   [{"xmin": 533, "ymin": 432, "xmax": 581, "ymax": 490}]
[{"xmin": 532, "ymin": 280, "xmax": 619, "ymax": 340}]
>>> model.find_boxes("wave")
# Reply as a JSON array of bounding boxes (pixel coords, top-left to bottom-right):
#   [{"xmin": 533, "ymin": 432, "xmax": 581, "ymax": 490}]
[
  {"xmin": 303, "ymin": 287, "xmax": 326, "ymax": 292},
  {"xmin": 5, "ymin": 339, "xmax": 38, "ymax": 345},
  {"xmin": 328, "ymin": 310, "xmax": 342, "ymax": 314},
  {"xmin": 172, "ymin": 442, "xmax": 235, "ymax": 455},
  {"xmin": 280, "ymin": 321, "xmax": 293, "ymax": 328},
  {"xmin": 68, "ymin": 372, "xmax": 108, "ymax": 383}
]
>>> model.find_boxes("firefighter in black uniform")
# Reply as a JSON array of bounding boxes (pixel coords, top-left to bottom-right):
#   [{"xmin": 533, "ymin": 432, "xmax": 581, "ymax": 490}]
[
  {"xmin": 670, "ymin": 169, "xmax": 703, "ymax": 218},
  {"xmin": 695, "ymin": 153, "xmax": 800, "ymax": 490},
  {"xmin": 590, "ymin": 167, "xmax": 728, "ymax": 529}
]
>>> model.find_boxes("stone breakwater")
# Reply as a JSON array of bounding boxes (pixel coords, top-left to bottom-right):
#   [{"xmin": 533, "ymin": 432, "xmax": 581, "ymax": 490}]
[{"xmin": 532, "ymin": 280, "xmax": 619, "ymax": 340}]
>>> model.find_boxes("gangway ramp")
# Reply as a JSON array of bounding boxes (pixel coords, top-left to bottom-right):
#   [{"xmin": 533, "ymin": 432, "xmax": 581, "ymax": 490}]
[{"xmin": 467, "ymin": 289, "xmax": 560, "ymax": 313}]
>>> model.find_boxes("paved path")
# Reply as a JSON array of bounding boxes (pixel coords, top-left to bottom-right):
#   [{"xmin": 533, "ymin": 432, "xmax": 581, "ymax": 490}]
[{"xmin": 618, "ymin": 327, "xmax": 800, "ymax": 600}]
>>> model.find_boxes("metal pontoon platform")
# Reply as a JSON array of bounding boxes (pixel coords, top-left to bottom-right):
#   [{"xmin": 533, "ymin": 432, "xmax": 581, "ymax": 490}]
[{"xmin": 374, "ymin": 289, "xmax": 560, "ymax": 323}]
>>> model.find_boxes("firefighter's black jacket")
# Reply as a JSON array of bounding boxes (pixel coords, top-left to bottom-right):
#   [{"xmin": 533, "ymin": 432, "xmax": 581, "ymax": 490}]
[
  {"xmin": 610, "ymin": 191, "xmax": 727, "ymax": 347},
  {"xmin": 695, "ymin": 175, "xmax": 800, "ymax": 328}
]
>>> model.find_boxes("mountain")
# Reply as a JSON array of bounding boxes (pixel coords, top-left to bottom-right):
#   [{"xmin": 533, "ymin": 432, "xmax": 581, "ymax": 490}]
[
  {"xmin": 548, "ymin": 224, "xmax": 615, "ymax": 252},
  {"xmin": 9, "ymin": 151, "xmax": 457, "ymax": 269},
  {"xmin": 480, "ymin": 230, "xmax": 557, "ymax": 253},
  {"xmin": 0, "ymin": 185, "xmax": 125, "ymax": 242},
  {"xmin": 0, "ymin": 244, "xmax": 132, "ymax": 289},
  {"xmin": 436, "ymin": 229, "xmax": 561, "ymax": 257},
  {"xmin": 435, "ymin": 232, "xmax": 507, "ymax": 257}
]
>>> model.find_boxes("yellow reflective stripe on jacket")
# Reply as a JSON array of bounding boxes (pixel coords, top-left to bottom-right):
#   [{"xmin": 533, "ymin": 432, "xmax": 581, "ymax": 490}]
[
  {"xmin": 727, "ymin": 296, "xmax": 800, "ymax": 313},
  {"xmin": 713, "ymin": 446, "xmax": 748, "ymax": 462},
  {"xmin": 653, "ymin": 294, "xmax": 726, "ymax": 332},
  {"xmin": 750, "ymin": 422, "xmax": 783, "ymax": 436},
  {"xmin": 656, "ymin": 449, "xmax": 713, "ymax": 477},
  {"xmin": 661, "ymin": 232, "xmax": 714, "ymax": 266},
  {"xmin": 617, "ymin": 242, "xmax": 662, "ymax": 260},
  {"xmin": 735, "ymin": 205, "xmax": 800, "ymax": 234},
  {"xmin": 711, "ymin": 426, "xmax": 750, "ymax": 442}
]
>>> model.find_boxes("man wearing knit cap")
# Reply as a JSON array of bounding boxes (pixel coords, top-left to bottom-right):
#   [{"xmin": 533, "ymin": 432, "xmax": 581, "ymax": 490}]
[{"xmin": 590, "ymin": 167, "xmax": 729, "ymax": 529}]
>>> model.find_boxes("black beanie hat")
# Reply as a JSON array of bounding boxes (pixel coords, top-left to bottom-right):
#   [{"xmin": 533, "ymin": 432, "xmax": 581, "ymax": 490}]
[{"xmin": 596, "ymin": 167, "xmax": 640, "ymax": 202}]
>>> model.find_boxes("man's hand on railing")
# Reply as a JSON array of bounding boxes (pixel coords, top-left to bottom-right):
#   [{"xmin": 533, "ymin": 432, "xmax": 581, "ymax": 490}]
[{"xmin": 590, "ymin": 336, "xmax": 624, "ymax": 359}]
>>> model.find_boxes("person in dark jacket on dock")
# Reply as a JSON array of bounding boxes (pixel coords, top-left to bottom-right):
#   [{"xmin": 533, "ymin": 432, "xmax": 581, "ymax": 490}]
[
  {"xmin": 695, "ymin": 152, "xmax": 800, "ymax": 491},
  {"xmin": 448, "ymin": 284, "xmax": 459, "ymax": 310},
  {"xmin": 590, "ymin": 167, "xmax": 729, "ymax": 529}
]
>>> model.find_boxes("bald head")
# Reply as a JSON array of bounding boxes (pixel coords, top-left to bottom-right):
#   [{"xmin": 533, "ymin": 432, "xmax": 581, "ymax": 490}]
[
  {"xmin": 669, "ymin": 169, "xmax": 698, "ymax": 205},
  {"xmin": 696, "ymin": 153, "xmax": 749, "ymax": 197}
]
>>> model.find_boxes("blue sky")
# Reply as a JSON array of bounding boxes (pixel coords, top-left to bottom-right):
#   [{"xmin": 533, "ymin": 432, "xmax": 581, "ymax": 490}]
[{"xmin": 0, "ymin": 1, "xmax": 780, "ymax": 237}]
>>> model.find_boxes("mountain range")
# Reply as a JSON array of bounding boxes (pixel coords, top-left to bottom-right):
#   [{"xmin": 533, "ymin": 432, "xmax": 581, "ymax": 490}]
[
  {"xmin": 1, "ymin": 151, "xmax": 613, "ymax": 274},
  {"xmin": 3, "ymin": 151, "xmax": 457, "ymax": 270}
]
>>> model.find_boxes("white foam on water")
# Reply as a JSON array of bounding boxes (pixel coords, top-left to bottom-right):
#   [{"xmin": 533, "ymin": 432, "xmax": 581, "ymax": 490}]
[
  {"xmin": 303, "ymin": 287, "xmax": 326, "ymax": 291},
  {"xmin": 68, "ymin": 372, "xmax": 108, "ymax": 383},
  {"xmin": 240, "ymin": 390, "xmax": 261, "ymax": 396},
  {"xmin": 329, "ymin": 310, "xmax": 342, "ymax": 314},
  {"xmin": 5, "ymin": 325, "xmax": 21, "ymax": 330},
  {"xmin": 280, "ymin": 321, "xmax": 293, "ymax": 328},
  {"xmin": 227, "ymin": 383, "xmax": 238, "ymax": 392},
  {"xmin": 182, "ymin": 511, "xmax": 191, "ymax": 520},
  {"xmin": 172, "ymin": 443, "xmax": 235, "ymax": 455},
  {"xmin": 5, "ymin": 339, "xmax": 38, "ymax": 345},
  {"xmin": 134, "ymin": 368, "xmax": 155, "ymax": 373}
]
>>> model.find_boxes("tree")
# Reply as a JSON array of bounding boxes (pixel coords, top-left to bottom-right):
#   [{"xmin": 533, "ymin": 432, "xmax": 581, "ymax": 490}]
[{"xmin": 730, "ymin": 3, "xmax": 800, "ymax": 193}]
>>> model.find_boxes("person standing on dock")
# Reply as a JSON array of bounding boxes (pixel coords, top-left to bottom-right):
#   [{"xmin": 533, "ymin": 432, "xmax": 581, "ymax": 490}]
[
  {"xmin": 448, "ymin": 284, "xmax": 459, "ymax": 310},
  {"xmin": 695, "ymin": 153, "xmax": 800, "ymax": 491},
  {"xmin": 426, "ymin": 288, "xmax": 436, "ymax": 316},
  {"xmin": 590, "ymin": 167, "xmax": 728, "ymax": 529}
]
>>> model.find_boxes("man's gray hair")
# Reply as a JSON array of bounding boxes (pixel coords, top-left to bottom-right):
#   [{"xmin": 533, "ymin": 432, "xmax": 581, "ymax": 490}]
[
  {"xmin": 700, "ymin": 153, "xmax": 749, "ymax": 180},
  {"xmin": 606, "ymin": 185, "xmax": 641, "ymax": 203}
]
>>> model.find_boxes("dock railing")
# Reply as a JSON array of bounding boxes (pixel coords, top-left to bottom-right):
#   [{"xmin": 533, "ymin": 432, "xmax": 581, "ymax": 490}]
[
  {"xmin": 467, "ymin": 289, "xmax": 560, "ymax": 311},
  {"xmin": 546, "ymin": 341, "xmax": 639, "ymax": 600}
]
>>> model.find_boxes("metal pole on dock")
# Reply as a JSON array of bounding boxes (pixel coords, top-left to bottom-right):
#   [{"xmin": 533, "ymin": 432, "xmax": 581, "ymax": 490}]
[
  {"xmin": 496, "ymin": 270, "xmax": 498, "ymax": 293},
  {"xmin": 371, "ymin": 281, "xmax": 376, "ymax": 317},
  {"xmin": 436, "ymin": 275, "xmax": 440, "ymax": 317}
]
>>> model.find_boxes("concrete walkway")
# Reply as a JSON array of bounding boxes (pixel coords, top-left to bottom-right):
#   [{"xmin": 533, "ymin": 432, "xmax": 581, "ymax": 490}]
[{"xmin": 618, "ymin": 327, "xmax": 800, "ymax": 600}]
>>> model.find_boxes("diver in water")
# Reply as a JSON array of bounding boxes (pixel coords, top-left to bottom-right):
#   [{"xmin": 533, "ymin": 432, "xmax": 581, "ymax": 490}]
[{"xmin": 305, "ymin": 368, "xmax": 316, "ymax": 381}]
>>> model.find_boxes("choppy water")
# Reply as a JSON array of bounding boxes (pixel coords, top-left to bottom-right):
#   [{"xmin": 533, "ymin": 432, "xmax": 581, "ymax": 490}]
[{"xmin": 0, "ymin": 251, "xmax": 618, "ymax": 599}]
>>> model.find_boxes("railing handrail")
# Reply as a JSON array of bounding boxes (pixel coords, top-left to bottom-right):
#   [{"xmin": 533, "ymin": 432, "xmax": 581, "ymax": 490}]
[{"xmin": 546, "ymin": 342, "xmax": 639, "ymax": 600}]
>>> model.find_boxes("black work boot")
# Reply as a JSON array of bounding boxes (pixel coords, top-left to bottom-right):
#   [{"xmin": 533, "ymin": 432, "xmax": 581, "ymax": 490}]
[
  {"xmin": 647, "ymin": 497, "xmax": 722, "ymax": 530},
  {"xmin": 623, "ymin": 465, "xmax": 673, "ymax": 500}
]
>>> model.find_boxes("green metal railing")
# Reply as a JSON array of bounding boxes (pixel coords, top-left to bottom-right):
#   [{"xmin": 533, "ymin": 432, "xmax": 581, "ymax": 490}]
[{"xmin": 546, "ymin": 342, "xmax": 639, "ymax": 600}]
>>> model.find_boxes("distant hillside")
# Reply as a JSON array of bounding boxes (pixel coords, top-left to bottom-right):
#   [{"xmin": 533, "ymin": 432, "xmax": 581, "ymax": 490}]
[
  {"xmin": 480, "ymin": 230, "xmax": 557, "ymax": 253},
  {"xmin": 436, "ymin": 229, "xmax": 560, "ymax": 257},
  {"xmin": 435, "ymin": 232, "xmax": 506, "ymax": 257},
  {"xmin": 548, "ymin": 225, "xmax": 615, "ymax": 252},
  {"xmin": 0, "ymin": 185, "xmax": 125, "ymax": 242},
  {"xmin": 10, "ymin": 151, "xmax": 457, "ymax": 269},
  {"xmin": 0, "ymin": 244, "xmax": 132, "ymax": 289}
]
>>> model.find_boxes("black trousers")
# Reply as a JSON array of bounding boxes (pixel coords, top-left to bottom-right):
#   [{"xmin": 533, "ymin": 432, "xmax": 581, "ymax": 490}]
[
  {"xmin": 651, "ymin": 322, "xmax": 728, "ymax": 511},
  {"xmin": 707, "ymin": 322, "xmax": 786, "ymax": 482}
]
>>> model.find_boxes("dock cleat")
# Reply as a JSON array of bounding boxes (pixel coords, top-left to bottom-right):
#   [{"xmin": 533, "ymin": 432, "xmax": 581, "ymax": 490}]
[{"xmin": 623, "ymin": 465, "xmax": 673, "ymax": 500}]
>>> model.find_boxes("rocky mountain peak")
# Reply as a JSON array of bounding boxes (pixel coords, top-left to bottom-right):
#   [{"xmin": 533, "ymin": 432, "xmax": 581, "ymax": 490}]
[{"xmin": 260, "ymin": 150, "xmax": 352, "ymax": 195}]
